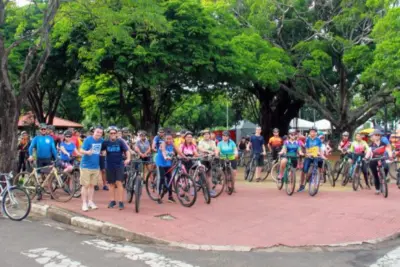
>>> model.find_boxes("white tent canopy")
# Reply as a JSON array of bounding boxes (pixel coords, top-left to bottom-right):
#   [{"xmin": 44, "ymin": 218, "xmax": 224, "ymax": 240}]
[
  {"xmin": 314, "ymin": 119, "xmax": 332, "ymax": 130},
  {"xmin": 289, "ymin": 118, "xmax": 314, "ymax": 130}
]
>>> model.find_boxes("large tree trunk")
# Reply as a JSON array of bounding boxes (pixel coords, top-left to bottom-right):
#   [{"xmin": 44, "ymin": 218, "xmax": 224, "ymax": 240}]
[{"xmin": 141, "ymin": 87, "xmax": 155, "ymax": 134}]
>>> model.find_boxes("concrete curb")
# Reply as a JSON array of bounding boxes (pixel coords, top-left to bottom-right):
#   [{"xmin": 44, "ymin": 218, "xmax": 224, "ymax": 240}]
[{"xmin": 30, "ymin": 203, "xmax": 400, "ymax": 252}]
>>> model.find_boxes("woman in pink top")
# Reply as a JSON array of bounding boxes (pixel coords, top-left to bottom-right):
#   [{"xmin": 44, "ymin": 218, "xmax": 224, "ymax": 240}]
[{"xmin": 180, "ymin": 131, "xmax": 198, "ymax": 172}]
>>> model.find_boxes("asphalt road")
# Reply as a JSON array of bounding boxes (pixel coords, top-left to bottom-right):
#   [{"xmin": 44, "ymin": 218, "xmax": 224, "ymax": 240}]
[{"xmin": 1, "ymin": 215, "xmax": 399, "ymax": 267}]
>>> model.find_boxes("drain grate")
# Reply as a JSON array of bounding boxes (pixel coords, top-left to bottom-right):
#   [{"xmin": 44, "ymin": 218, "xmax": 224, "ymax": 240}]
[{"xmin": 155, "ymin": 214, "xmax": 176, "ymax": 221}]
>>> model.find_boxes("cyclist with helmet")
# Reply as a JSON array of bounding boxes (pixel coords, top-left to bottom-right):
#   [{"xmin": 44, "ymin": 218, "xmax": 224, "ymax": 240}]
[
  {"xmin": 216, "ymin": 131, "xmax": 239, "ymax": 191},
  {"xmin": 348, "ymin": 132, "xmax": 371, "ymax": 188},
  {"xmin": 247, "ymin": 126, "xmax": 267, "ymax": 182},
  {"xmin": 101, "ymin": 126, "xmax": 131, "ymax": 210},
  {"xmin": 368, "ymin": 129, "xmax": 393, "ymax": 194},
  {"xmin": 198, "ymin": 129, "xmax": 217, "ymax": 196},
  {"xmin": 135, "ymin": 130, "xmax": 152, "ymax": 173},
  {"xmin": 298, "ymin": 126, "xmax": 323, "ymax": 192},
  {"xmin": 338, "ymin": 132, "xmax": 351, "ymax": 156},
  {"xmin": 268, "ymin": 128, "xmax": 283, "ymax": 161},
  {"xmin": 59, "ymin": 130, "xmax": 82, "ymax": 172},
  {"xmin": 152, "ymin": 127, "xmax": 165, "ymax": 153},
  {"xmin": 180, "ymin": 131, "xmax": 198, "ymax": 172},
  {"xmin": 278, "ymin": 129, "xmax": 303, "ymax": 180},
  {"xmin": 28, "ymin": 123, "xmax": 58, "ymax": 168}
]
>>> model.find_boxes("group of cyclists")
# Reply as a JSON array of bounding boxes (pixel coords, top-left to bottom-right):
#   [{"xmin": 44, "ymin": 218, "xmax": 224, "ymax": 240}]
[{"xmin": 17, "ymin": 121, "xmax": 400, "ymax": 212}]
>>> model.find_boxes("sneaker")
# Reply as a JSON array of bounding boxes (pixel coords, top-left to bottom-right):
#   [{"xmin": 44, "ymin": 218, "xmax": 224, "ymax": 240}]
[
  {"xmin": 157, "ymin": 199, "xmax": 163, "ymax": 204},
  {"xmin": 103, "ymin": 185, "xmax": 109, "ymax": 191},
  {"xmin": 118, "ymin": 202, "xmax": 124, "ymax": 210},
  {"xmin": 37, "ymin": 193, "xmax": 42, "ymax": 201},
  {"xmin": 108, "ymin": 201, "xmax": 117, "ymax": 208},
  {"xmin": 297, "ymin": 185, "xmax": 305, "ymax": 192},
  {"xmin": 255, "ymin": 178, "xmax": 261, "ymax": 182},
  {"xmin": 210, "ymin": 189, "xmax": 217, "ymax": 197},
  {"xmin": 82, "ymin": 203, "xmax": 89, "ymax": 212},
  {"xmin": 168, "ymin": 196, "xmax": 176, "ymax": 203},
  {"xmin": 375, "ymin": 190, "xmax": 380, "ymax": 195},
  {"xmin": 88, "ymin": 201, "xmax": 98, "ymax": 210},
  {"xmin": 94, "ymin": 185, "xmax": 99, "ymax": 191}
]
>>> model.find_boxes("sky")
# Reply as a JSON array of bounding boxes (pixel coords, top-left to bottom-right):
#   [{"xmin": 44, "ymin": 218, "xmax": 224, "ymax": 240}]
[{"xmin": 15, "ymin": 0, "xmax": 30, "ymax": 6}]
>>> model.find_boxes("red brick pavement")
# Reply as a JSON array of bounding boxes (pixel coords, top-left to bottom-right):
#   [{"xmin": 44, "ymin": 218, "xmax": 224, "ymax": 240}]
[{"xmin": 41, "ymin": 183, "xmax": 400, "ymax": 248}]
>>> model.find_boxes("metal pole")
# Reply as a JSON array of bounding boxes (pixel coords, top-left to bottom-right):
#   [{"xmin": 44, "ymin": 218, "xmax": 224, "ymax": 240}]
[
  {"xmin": 384, "ymin": 97, "xmax": 388, "ymax": 134},
  {"xmin": 226, "ymin": 101, "xmax": 229, "ymax": 129}
]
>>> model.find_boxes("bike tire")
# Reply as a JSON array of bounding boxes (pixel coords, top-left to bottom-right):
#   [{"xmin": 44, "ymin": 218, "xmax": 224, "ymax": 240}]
[
  {"xmin": 333, "ymin": 160, "xmax": 341, "ymax": 175},
  {"xmin": 13, "ymin": 172, "xmax": 37, "ymax": 201},
  {"xmin": 247, "ymin": 160, "xmax": 255, "ymax": 182},
  {"xmin": 126, "ymin": 172, "xmax": 136, "ymax": 204},
  {"xmin": 175, "ymin": 173, "xmax": 197, "ymax": 207},
  {"xmin": 379, "ymin": 168, "xmax": 388, "ymax": 198},
  {"xmin": 225, "ymin": 168, "xmax": 234, "ymax": 195},
  {"xmin": 285, "ymin": 167, "xmax": 296, "ymax": 196},
  {"xmin": 135, "ymin": 176, "xmax": 142, "ymax": 213},
  {"xmin": 50, "ymin": 172, "xmax": 75, "ymax": 202},
  {"xmin": 308, "ymin": 170, "xmax": 320, "ymax": 197},
  {"xmin": 145, "ymin": 170, "xmax": 159, "ymax": 202},
  {"xmin": 270, "ymin": 162, "xmax": 279, "ymax": 182},
  {"xmin": 261, "ymin": 160, "xmax": 272, "ymax": 181},
  {"xmin": 211, "ymin": 167, "xmax": 225, "ymax": 198},
  {"xmin": 200, "ymin": 173, "xmax": 210, "ymax": 204},
  {"xmin": 341, "ymin": 164, "xmax": 351, "ymax": 186},
  {"xmin": 325, "ymin": 161, "xmax": 335, "ymax": 187},
  {"xmin": 397, "ymin": 170, "xmax": 400, "ymax": 189},
  {"xmin": 389, "ymin": 161, "xmax": 400, "ymax": 180},
  {"xmin": 2, "ymin": 187, "xmax": 31, "ymax": 221},
  {"xmin": 352, "ymin": 166, "xmax": 360, "ymax": 191},
  {"xmin": 72, "ymin": 169, "xmax": 81, "ymax": 198}
]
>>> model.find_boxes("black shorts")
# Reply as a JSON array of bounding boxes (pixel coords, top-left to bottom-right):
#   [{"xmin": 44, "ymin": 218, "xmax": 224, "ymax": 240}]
[
  {"xmin": 271, "ymin": 147, "xmax": 282, "ymax": 161},
  {"xmin": 201, "ymin": 161, "xmax": 212, "ymax": 173},
  {"xmin": 252, "ymin": 153, "xmax": 264, "ymax": 167},
  {"xmin": 230, "ymin": 160, "xmax": 237, "ymax": 170},
  {"xmin": 100, "ymin": 156, "xmax": 106, "ymax": 170},
  {"xmin": 106, "ymin": 167, "xmax": 124, "ymax": 184},
  {"xmin": 140, "ymin": 157, "xmax": 151, "ymax": 163},
  {"xmin": 36, "ymin": 158, "xmax": 52, "ymax": 174}
]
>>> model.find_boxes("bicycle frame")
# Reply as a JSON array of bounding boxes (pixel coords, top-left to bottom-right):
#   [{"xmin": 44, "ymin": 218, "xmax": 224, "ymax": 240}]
[{"xmin": 25, "ymin": 165, "xmax": 64, "ymax": 191}]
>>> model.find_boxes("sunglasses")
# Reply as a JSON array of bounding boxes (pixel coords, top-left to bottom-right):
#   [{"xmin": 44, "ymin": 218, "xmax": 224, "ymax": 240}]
[
  {"xmin": 110, "ymin": 132, "xmax": 117, "ymax": 135},
  {"xmin": 40, "ymin": 128, "xmax": 47, "ymax": 131},
  {"xmin": 65, "ymin": 136, "xmax": 72, "ymax": 138}
]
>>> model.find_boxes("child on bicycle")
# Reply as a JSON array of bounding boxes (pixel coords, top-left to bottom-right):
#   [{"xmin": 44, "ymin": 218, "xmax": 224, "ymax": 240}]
[
  {"xmin": 347, "ymin": 132, "xmax": 370, "ymax": 188},
  {"xmin": 277, "ymin": 129, "xmax": 303, "ymax": 180}
]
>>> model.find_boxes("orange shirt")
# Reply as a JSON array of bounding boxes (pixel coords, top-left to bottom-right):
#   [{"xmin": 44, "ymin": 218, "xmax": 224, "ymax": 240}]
[{"xmin": 269, "ymin": 136, "xmax": 283, "ymax": 147}]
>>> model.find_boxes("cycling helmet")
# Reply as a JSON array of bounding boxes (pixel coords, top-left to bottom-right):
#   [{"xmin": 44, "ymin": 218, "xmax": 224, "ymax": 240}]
[
  {"xmin": 222, "ymin": 131, "xmax": 230, "ymax": 136},
  {"xmin": 21, "ymin": 131, "xmax": 27, "ymax": 135},
  {"xmin": 202, "ymin": 129, "xmax": 210, "ymax": 135},
  {"xmin": 342, "ymin": 131, "xmax": 349, "ymax": 136},
  {"xmin": 39, "ymin": 123, "xmax": 47, "ymax": 129},
  {"xmin": 273, "ymin": 128, "xmax": 279, "ymax": 133},
  {"xmin": 89, "ymin": 126, "xmax": 95, "ymax": 132},
  {"xmin": 47, "ymin": 125, "xmax": 55, "ymax": 131},
  {"xmin": 64, "ymin": 130, "xmax": 73, "ymax": 137},
  {"xmin": 158, "ymin": 127, "xmax": 165, "ymax": 133},
  {"xmin": 288, "ymin": 129, "xmax": 296, "ymax": 134},
  {"xmin": 309, "ymin": 126, "xmax": 318, "ymax": 132},
  {"xmin": 107, "ymin": 126, "xmax": 119, "ymax": 133},
  {"xmin": 184, "ymin": 131, "xmax": 193, "ymax": 137},
  {"xmin": 122, "ymin": 127, "xmax": 129, "ymax": 132}
]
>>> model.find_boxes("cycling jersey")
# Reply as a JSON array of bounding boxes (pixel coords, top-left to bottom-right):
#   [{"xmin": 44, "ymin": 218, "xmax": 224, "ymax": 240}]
[
  {"xmin": 269, "ymin": 136, "xmax": 283, "ymax": 148},
  {"xmin": 180, "ymin": 143, "xmax": 197, "ymax": 156},
  {"xmin": 217, "ymin": 140, "xmax": 236, "ymax": 160},
  {"xmin": 283, "ymin": 140, "xmax": 300, "ymax": 157},
  {"xmin": 198, "ymin": 140, "xmax": 216, "ymax": 154},
  {"xmin": 339, "ymin": 140, "xmax": 351, "ymax": 150},
  {"xmin": 349, "ymin": 140, "xmax": 369, "ymax": 154},
  {"xmin": 370, "ymin": 140, "xmax": 389, "ymax": 156},
  {"xmin": 305, "ymin": 137, "xmax": 322, "ymax": 157},
  {"xmin": 155, "ymin": 142, "xmax": 174, "ymax": 167}
]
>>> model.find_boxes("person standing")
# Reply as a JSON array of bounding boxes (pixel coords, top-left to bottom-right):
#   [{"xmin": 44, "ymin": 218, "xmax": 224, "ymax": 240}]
[
  {"xmin": 247, "ymin": 126, "xmax": 266, "ymax": 182},
  {"xmin": 101, "ymin": 126, "xmax": 131, "ymax": 210},
  {"xmin": 135, "ymin": 130, "xmax": 152, "ymax": 173},
  {"xmin": 17, "ymin": 131, "xmax": 31, "ymax": 173},
  {"xmin": 79, "ymin": 126, "xmax": 104, "ymax": 212},
  {"xmin": 28, "ymin": 123, "xmax": 58, "ymax": 200},
  {"xmin": 268, "ymin": 128, "xmax": 283, "ymax": 161},
  {"xmin": 198, "ymin": 129, "xmax": 217, "ymax": 196}
]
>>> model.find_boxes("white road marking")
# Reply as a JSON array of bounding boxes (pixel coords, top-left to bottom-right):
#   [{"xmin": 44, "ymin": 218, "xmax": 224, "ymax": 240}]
[
  {"xmin": 21, "ymin": 248, "xmax": 87, "ymax": 267},
  {"xmin": 370, "ymin": 246, "xmax": 400, "ymax": 267},
  {"xmin": 83, "ymin": 239, "xmax": 198, "ymax": 267}
]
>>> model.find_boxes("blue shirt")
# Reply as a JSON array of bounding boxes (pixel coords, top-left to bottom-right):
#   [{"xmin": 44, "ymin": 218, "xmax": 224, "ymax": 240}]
[
  {"xmin": 217, "ymin": 140, "xmax": 236, "ymax": 160},
  {"xmin": 284, "ymin": 140, "xmax": 300, "ymax": 156},
  {"xmin": 101, "ymin": 139, "xmax": 128, "ymax": 169},
  {"xmin": 155, "ymin": 141, "xmax": 174, "ymax": 167},
  {"xmin": 250, "ymin": 135, "xmax": 265, "ymax": 154},
  {"xmin": 80, "ymin": 136, "xmax": 103, "ymax": 170},
  {"xmin": 29, "ymin": 135, "xmax": 57, "ymax": 159},
  {"xmin": 60, "ymin": 142, "xmax": 76, "ymax": 161},
  {"xmin": 305, "ymin": 137, "xmax": 322, "ymax": 157},
  {"xmin": 153, "ymin": 135, "xmax": 163, "ymax": 151}
]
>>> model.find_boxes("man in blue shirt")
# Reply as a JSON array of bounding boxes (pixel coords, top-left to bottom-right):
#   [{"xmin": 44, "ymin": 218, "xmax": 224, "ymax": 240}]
[
  {"xmin": 298, "ymin": 127, "xmax": 322, "ymax": 192},
  {"xmin": 101, "ymin": 126, "xmax": 131, "ymax": 210},
  {"xmin": 28, "ymin": 123, "xmax": 58, "ymax": 200},
  {"xmin": 247, "ymin": 126, "xmax": 266, "ymax": 182},
  {"xmin": 79, "ymin": 126, "xmax": 104, "ymax": 212}
]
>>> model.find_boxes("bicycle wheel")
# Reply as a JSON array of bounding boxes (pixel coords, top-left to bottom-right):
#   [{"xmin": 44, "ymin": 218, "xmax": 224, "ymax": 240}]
[
  {"xmin": 333, "ymin": 160, "xmax": 341, "ymax": 175},
  {"xmin": 13, "ymin": 172, "xmax": 37, "ymax": 200},
  {"xmin": 308, "ymin": 169, "xmax": 320, "ymax": 197},
  {"xmin": 72, "ymin": 169, "xmax": 81, "ymax": 198},
  {"xmin": 175, "ymin": 173, "xmax": 197, "ymax": 207},
  {"xmin": 211, "ymin": 167, "xmax": 225, "ymax": 198},
  {"xmin": 379, "ymin": 168, "xmax": 388, "ymax": 198},
  {"xmin": 270, "ymin": 162, "xmax": 279, "ymax": 182},
  {"xmin": 341, "ymin": 164, "xmax": 351, "ymax": 186},
  {"xmin": 135, "ymin": 175, "xmax": 142, "ymax": 213},
  {"xmin": 225, "ymin": 168, "xmax": 234, "ymax": 195},
  {"xmin": 200, "ymin": 173, "xmax": 210, "ymax": 204},
  {"xmin": 285, "ymin": 167, "xmax": 296, "ymax": 196},
  {"xmin": 2, "ymin": 187, "xmax": 31, "ymax": 221},
  {"xmin": 50, "ymin": 172, "xmax": 75, "ymax": 202},
  {"xmin": 389, "ymin": 161, "xmax": 400, "ymax": 180},
  {"xmin": 352, "ymin": 166, "xmax": 360, "ymax": 191},
  {"xmin": 145, "ymin": 170, "xmax": 159, "ymax": 201},
  {"xmin": 324, "ymin": 161, "xmax": 335, "ymax": 187},
  {"xmin": 247, "ymin": 161, "xmax": 256, "ymax": 182},
  {"xmin": 261, "ymin": 160, "xmax": 272, "ymax": 181}
]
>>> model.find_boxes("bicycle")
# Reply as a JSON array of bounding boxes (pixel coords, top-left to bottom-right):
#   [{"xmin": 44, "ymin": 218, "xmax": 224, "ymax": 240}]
[
  {"xmin": 14, "ymin": 162, "xmax": 75, "ymax": 202},
  {"xmin": 348, "ymin": 155, "xmax": 368, "ymax": 191},
  {"xmin": 217, "ymin": 156, "xmax": 234, "ymax": 195},
  {"xmin": 145, "ymin": 158, "xmax": 197, "ymax": 207},
  {"xmin": 321, "ymin": 159, "xmax": 335, "ymax": 187},
  {"xmin": 57, "ymin": 157, "xmax": 81, "ymax": 198},
  {"xmin": 307, "ymin": 157, "xmax": 322, "ymax": 197},
  {"xmin": 0, "ymin": 172, "xmax": 31, "ymax": 221},
  {"xmin": 210, "ymin": 157, "xmax": 226, "ymax": 198},
  {"xmin": 189, "ymin": 157, "xmax": 211, "ymax": 204},
  {"xmin": 244, "ymin": 153, "xmax": 258, "ymax": 182},
  {"xmin": 369, "ymin": 157, "xmax": 389, "ymax": 198},
  {"xmin": 334, "ymin": 154, "xmax": 350, "ymax": 185},
  {"xmin": 275, "ymin": 155, "xmax": 297, "ymax": 196},
  {"xmin": 126, "ymin": 160, "xmax": 149, "ymax": 213}
]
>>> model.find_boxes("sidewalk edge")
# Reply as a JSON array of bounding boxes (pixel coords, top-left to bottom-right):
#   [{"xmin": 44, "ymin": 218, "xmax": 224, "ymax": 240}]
[{"xmin": 31, "ymin": 203, "xmax": 400, "ymax": 252}]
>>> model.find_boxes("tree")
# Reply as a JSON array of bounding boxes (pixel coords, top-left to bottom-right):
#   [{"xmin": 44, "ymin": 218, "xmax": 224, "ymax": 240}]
[{"xmin": 0, "ymin": 0, "xmax": 60, "ymax": 171}]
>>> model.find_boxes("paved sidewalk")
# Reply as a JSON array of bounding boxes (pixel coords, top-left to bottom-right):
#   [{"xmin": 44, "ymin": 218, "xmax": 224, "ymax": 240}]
[{"xmin": 40, "ymin": 179, "xmax": 400, "ymax": 248}]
